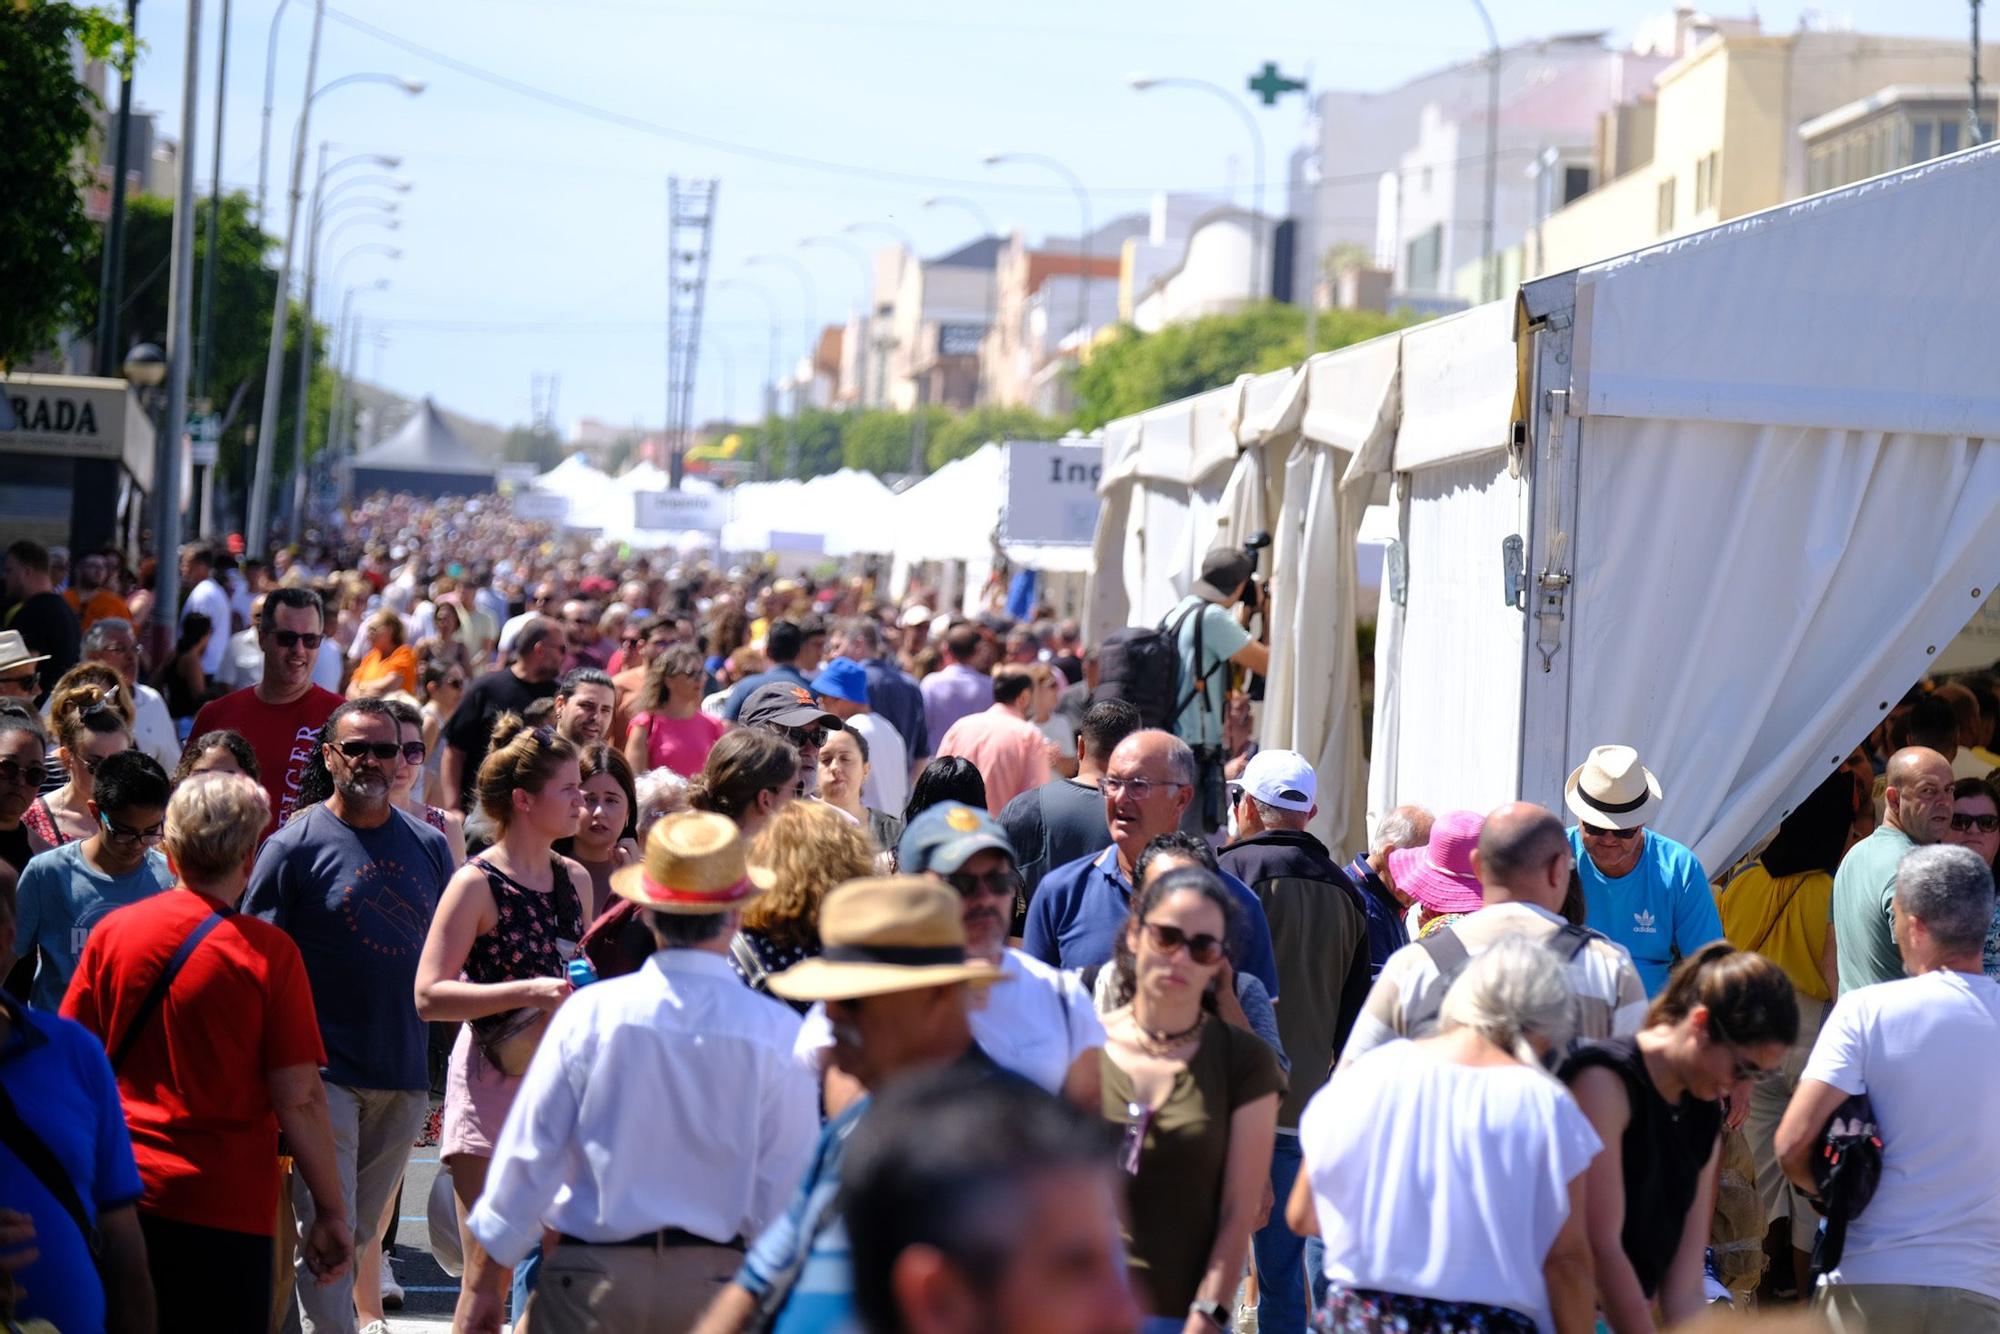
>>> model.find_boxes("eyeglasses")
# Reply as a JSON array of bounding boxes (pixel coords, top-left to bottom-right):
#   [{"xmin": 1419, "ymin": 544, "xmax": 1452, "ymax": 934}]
[
  {"xmin": 98, "ymin": 812, "xmax": 164, "ymax": 846},
  {"xmin": 1139, "ymin": 919, "xmax": 1225, "ymax": 965},
  {"xmin": 1707, "ymin": 1014, "xmax": 1782, "ymax": 1084},
  {"xmin": 334, "ymin": 740, "xmax": 403, "ymax": 762},
  {"xmin": 1580, "ymin": 822, "xmax": 1642, "ymax": 841},
  {"xmin": 0, "ymin": 759, "xmax": 47, "ymax": 788},
  {"xmin": 79, "ymin": 751, "xmax": 122, "ymax": 774},
  {"xmin": 948, "ymin": 867, "xmax": 1022, "ymax": 901},
  {"xmin": 1951, "ymin": 812, "xmax": 2000, "ymax": 833},
  {"xmin": 269, "ymin": 630, "xmax": 324, "ymax": 650},
  {"xmin": 0, "ymin": 672, "xmax": 38, "ymax": 695},
  {"xmin": 1102, "ymin": 776, "xmax": 1186, "ymax": 802}
]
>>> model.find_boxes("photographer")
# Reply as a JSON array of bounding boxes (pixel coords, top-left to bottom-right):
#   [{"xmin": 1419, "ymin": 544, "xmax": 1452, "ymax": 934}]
[{"xmin": 1165, "ymin": 547, "xmax": 1270, "ymax": 834}]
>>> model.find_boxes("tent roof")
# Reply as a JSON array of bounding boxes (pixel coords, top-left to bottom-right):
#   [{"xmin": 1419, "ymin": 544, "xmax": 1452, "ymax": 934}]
[{"xmin": 350, "ymin": 398, "xmax": 495, "ymax": 475}]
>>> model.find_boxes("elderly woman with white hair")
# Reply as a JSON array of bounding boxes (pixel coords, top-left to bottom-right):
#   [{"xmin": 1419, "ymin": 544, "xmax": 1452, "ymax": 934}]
[{"xmin": 1287, "ymin": 936, "xmax": 1601, "ymax": 1333}]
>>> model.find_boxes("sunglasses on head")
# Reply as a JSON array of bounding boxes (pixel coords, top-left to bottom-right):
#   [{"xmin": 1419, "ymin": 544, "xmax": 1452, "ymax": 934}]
[
  {"xmin": 1139, "ymin": 919, "xmax": 1225, "ymax": 965},
  {"xmin": 334, "ymin": 740, "xmax": 403, "ymax": 762},
  {"xmin": 1580, "ymin": 822, "xmax": 1642, "ymax": 841},
  {"xmin": 270, "ymin": 629, "xmax": 323, "ymax": 650}
]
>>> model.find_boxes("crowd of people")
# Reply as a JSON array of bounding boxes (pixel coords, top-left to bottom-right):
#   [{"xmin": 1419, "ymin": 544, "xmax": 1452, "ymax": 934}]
[{"xmin": 0, "ymin": 498, "xmax": 1997, "ymax": 1334}]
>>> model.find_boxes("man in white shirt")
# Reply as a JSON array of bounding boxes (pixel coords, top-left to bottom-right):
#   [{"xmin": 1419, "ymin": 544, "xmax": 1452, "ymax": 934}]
[
  {"xmin": 1341, "ymin": 802, "xmax": 1647, "ymax": 1070},
  {"xmin": 1778, "ymin": 843, "xmax": 2000, "ymax": 1327},
  {"xmin": 80, "ymin": 618, "xmax": 177, "ymax": 769},
  {"xmin": 217, "ymin": 595, "xmax": 266, "ymax": 691},
  {"xmin": 178, "ymin": 543, "xmax": 234, "ymax": 678},
  {"xmin": 466, "ymin": 812, "xmax": 817, "ymax": 1333},
  {"xmin": 798, "ymin": 803, "xmax": 1103, "ymax": 1106}
]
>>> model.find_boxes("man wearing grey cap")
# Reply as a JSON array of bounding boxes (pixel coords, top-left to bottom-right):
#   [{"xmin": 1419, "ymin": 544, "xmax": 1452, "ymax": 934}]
[
  {"xmin": 739, "ymin": 681, "xmax": 841, "ymax": 799},
  {"xmin": 1166, "ymin": 547, "xmax": 1269, "ymax": 833}
]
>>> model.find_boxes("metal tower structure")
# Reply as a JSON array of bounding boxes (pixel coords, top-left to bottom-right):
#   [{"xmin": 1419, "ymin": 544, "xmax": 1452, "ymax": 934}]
[{"xmin": 666, "ymin": 177, "xmax": 718, "ymax": 489}]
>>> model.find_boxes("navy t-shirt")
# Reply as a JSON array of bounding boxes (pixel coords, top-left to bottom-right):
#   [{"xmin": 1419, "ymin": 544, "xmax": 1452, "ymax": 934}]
[{"xmin": 244, "ymin": 803, "xmax": 450, "ymax": 1090}]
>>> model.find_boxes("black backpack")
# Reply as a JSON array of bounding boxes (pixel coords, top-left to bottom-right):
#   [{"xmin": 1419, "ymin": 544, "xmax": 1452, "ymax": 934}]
[{"xmin": 1095, "ymin": 603, "xmax": 1211, "ymax": 730}]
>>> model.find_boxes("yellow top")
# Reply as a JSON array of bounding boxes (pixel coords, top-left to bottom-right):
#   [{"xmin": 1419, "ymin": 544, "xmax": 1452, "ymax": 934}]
[{"xmin": 1716, "ymin": 864, "xmax": 1832, "ymax": 1000}]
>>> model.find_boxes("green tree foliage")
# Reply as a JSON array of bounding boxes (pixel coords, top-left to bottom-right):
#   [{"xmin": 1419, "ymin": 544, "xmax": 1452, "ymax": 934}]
[
  {"xmin": 1069, "ymin": 302, "xmax": 1418, "ymax": 431},
  {"xmin": 0, "ymin": 1, "xmax": 131, "ymax": 365},
  {"xmin": 503, "ymin": 424, "xmax": 563, "ymax": 470},
  {"xmin": 927, "ymin": 404, "xmax": 1068, "ymax": 471},
  {"xmin": 98, "ymin": 192, "xmax": 329, "ymax": 520},
  {"xmin": 841, "ymin": 407, "xmax": 948, "ymax": 476}
]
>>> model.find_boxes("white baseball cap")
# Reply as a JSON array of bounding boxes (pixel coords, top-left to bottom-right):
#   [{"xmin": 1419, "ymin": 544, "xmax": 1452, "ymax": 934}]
[{"xmin": 1237, "ymin": 749, "xmax": 1316, "ymax": 812}]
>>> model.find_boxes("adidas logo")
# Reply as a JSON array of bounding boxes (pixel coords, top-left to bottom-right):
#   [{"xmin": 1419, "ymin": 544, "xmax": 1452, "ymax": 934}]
[{"xmin": 1632, "ymin": 909, "xmax": 1658, "ymax": 934}]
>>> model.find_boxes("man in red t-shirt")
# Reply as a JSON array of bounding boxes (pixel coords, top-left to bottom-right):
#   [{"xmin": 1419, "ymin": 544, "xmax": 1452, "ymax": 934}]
[
  {"xmin": 63, "ymin": 771, "xmax": 349, "ymax": 1332},
  {"xmin": 188, "ymin": 586, "xmax": 342, "ymax": 840}
]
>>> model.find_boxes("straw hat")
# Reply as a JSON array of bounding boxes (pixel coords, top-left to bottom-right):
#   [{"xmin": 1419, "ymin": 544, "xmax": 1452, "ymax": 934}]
[
  {"xmin": 1387, "ymin": 809, "xmax": 1487, "ymax": 916},
  {"xmin": 0, "ymin": 631, "xmax": 49, "ymax": 677},
  {"xmin": 1565, "ymin": 744, "xmax": 1664, "ymax": 831},
  {"xmin": 608, "ymin": 810, "xmax": 774, "ymax": 913},
  {"xmin": 766, "ymin": 876, "xmax": 1006, "ymax": 1003}
]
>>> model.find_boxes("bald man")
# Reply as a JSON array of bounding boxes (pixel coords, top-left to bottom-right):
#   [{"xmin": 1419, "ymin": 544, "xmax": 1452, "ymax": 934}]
[
  {"xmin": 1340, "ymin": 802, "xmax": 1645, "ymax": 1069},
  {"xmin": 1833, "ymin": 746, "xmax": 1955, "ymax": 990},
  {"xmin": 1936, "ymin": 682, "xmax": 2000, "ymax": 780}
]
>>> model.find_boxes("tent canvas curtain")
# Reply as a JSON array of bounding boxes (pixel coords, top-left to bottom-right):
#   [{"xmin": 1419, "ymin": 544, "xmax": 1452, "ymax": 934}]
[{"xmin": 1553, "ymin": 418, "xmax": 2000, "ymax": 875}]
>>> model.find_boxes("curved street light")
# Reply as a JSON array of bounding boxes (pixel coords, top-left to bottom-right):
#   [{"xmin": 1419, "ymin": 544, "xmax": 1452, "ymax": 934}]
[
  {"xmin": 1130, "ymin": 74, "xmax": 1266, "ymax": 298},
  {"xmin": 800, "ymin": 235, "xmax": 876, "ymax": 408},
  {"xmin": 982, "ymin": 151, "xmax": 1092, "ymax": 344},
  {"xmin": 249, "ymin": 72, "xmax": 423, "ymax": 553}
]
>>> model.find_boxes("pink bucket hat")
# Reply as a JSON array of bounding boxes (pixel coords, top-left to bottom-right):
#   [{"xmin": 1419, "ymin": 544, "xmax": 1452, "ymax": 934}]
[{"xmin": 1388, "ymin": 809, "xmax": 1487, "ymax": 916}]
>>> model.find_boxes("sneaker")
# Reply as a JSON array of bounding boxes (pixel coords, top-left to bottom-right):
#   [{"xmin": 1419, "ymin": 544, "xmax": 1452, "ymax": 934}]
[
  {"xmin": 380, "ymin": 1253, "xmax": 404, "ymax": 1311},
  {"xmin": 360, "ymin": 1324, "xmax": 391, "ymax": 1334}
]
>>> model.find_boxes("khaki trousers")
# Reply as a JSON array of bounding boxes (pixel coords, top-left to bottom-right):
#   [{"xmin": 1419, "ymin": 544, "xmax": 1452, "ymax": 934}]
[
  {"xmin": 1820, "ymin": 1282, "xmax": 2000, "ymax": 1333},
  {"xmin": 525, "ymin": 1239, "xmax": 744, "ymax": 1334}
]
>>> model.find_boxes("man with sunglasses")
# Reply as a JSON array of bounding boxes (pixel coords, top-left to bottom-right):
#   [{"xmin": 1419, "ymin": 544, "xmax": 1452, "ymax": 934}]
[
  {"xmin": 14, "ymin": 751, "xmax": 172, "ymax": 1010},
  {"xmin": 245, "ymin": 698, "xmax": 451, "ymax": 1334},
  {"xmin": 189, "ymin": 587, "xmax": 344, "ymax": 843},
  {"xmin": 1565, "ymin": 744, "xmax": 1722, "ymax": 997}
]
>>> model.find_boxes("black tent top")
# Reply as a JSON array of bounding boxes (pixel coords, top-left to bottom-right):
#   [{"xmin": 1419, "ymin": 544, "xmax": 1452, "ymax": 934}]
[{"xmin": 349, "ymin": 397, "xmax": 495, "ymax": 476}]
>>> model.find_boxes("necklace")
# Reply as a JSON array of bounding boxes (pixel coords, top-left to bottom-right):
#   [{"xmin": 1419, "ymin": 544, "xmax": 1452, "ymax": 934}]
[{"xmin": 1134, "ymin": 1008, "xmax": 1206, "ymax": 1057}]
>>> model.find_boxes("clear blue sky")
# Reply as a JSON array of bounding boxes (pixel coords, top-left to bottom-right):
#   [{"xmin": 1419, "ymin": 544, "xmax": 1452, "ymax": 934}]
[{"xmin": 127, "ymin": 0, "xmax": 1973, "ymax": 436}]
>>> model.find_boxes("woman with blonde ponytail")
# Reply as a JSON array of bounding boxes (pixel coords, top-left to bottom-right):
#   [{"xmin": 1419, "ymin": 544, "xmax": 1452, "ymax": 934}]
[
  {"xmin": 1287, "ymin": 937, "xmax": 1602, "ymax": 1332},
  {"xmin": 26, "ymin": 663, "xmax": 135, "ymax": 844}
]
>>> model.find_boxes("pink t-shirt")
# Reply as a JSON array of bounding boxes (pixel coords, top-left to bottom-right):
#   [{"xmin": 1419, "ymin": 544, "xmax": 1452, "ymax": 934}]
[
  {"xmin": 934, "ymin": 704, "xmax": 1052, "ymax": 815},
  {"xmin": 630, "ymin": 710, "xmax": 727, "ymax": 777}
]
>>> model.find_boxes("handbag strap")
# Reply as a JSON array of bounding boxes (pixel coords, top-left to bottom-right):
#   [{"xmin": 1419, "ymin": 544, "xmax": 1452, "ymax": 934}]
[
  {"xmin": 1745, "ymin": 871, "xmax": 1811, "ymax": 958},
  {"xmin": 109, "ymin": 912, "xmax": 223, "ymax": 1072},
  {"xmin": 0, "ymin": 1080, "xmax": 100, "ymax": 1261}
]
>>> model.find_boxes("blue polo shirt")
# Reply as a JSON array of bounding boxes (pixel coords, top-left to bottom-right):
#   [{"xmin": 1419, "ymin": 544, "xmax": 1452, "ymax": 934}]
[
  {"xmin": 0, "ymin": 995, "xmax": 144, "ymax": 1334},
  {"xmin": 1569, "ymin": 826, "xmax": 1723, "ymax": 996},
  {"xmin": 1022, "ymin": 846, "xmax": 1281, "ymax": 1001}
]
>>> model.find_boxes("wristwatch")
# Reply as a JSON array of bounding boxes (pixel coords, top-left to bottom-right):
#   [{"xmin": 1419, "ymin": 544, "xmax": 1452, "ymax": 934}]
[{"xmin": 1189, "ymin": 1298, "xmax": 1230, "ymax": 1329}]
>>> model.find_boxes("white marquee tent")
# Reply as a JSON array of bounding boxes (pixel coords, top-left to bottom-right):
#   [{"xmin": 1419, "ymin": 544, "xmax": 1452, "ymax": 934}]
[{"xmin": 1089, "ymin": 142, "xmax": 2000, "ymax": 869}]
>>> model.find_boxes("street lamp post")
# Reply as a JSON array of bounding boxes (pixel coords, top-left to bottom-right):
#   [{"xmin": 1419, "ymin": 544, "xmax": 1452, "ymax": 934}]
[
  {"xmin": 746, "ymin": 254, "xmax": 818, "ymax": 477},
  {"xmin": 94, "ymin": 0, "xmax": 140, "ymax": 376},
  {"xmin": 716, "ymin": 278, "xmax": 784, "ymax": 477},
  {"xmin": 195, "ymin": 0, "xmax": 232, "ymax": 406},
  {"xmin": 1468, "ymin": 0, "xmax": 1502, "ymax": 303},
  {"xmin": 843, "ymin": 221, "xmax": 924, "ymax": 408},
  {"xmin": 290, "ymin": 173, "xmax": 403, "ymax": 533},
  {"xmin": 151, "ymin": 0, "xmax": 202, "ymax": 659},
  {"xmin": 799, "ymin": 236, "xmax": 874, "ymax": 409},
  {"xmin": 256, "ymin": 0, "xmax": 296, "ymax": 224},
  {"xmin": 1130, "ymin": 75, "xmax": 1266, "ymax": 299},
  {"xmin": 247, "ymin": 71, "xmax": 422, "ymax": 557},
  {"xmin": 982, "ymin": 152, "xmax": 1092, "ymax": 350},
  {"xmin": 324, "ymin": 273, "xmax": 390, "ymax": 489}
]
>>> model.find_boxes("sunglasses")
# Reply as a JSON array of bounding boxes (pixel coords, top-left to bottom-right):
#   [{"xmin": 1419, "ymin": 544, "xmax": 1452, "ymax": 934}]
[
  {"xmin": 333, "ymin": 740, "xmax": 403, "ymax": 762},
  {"xmin": 1705, "ymin": 1013, "xmax": 1781, "ymax": 1083},
  {"xmin": 620, "ymin": 635, "xmax": 643, "ymax": 647},
  {"xmin": 1120, "ymin": 1100, "xmax": 1153, "ymax": 1176},
  {"xmin": 781, "ymin": 725, "xmax": 829, "ymax": 750},
  {"xmin": 0, "ymin": 759, "xmax": 47, "ymax": 788},
  {"xmin": 0, "ymin": 673, "xmax": 38, "ymax": 694},
  {"xmin": 1139, "ymin": 919, "xmax": 1225, "ymax": 965},
  {"xmin": 270, "ymin": 630, "xmax": 324, "ymax": 650},
  {"xmin": 948, "ymin": 867, "xmax": 1022, "ymax": 901},
  {"xmin": 398, "ymin": 741, "xmax": 427, "ymax": 764},
  {"xmin": 1952, "ymin": 812, "xmax": 2000, "ymax": 833},
  {"xmin": 99, "ymin": 812, "xmax": 164, "ymax": 845},
  {"xmin": 79, "ymin": 750, "xmax": 123, "ymax": 774},
  {"xmin": 1580, "ymin": 822, "xmax": 1642, "ymax": 841}
]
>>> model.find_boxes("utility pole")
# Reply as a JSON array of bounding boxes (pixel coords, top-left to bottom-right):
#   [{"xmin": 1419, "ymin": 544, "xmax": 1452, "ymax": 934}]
[
  {"xmin": 665, "ymin": 177, "xmax": 718, "ymax": 489},
  {"xmin": 1973, "ymin": 0, "xmax": 1987, "ymax": 147},
  {"xmin": 94, "ymin": 0, "xmax": 139, "ymax": 376}
]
